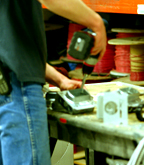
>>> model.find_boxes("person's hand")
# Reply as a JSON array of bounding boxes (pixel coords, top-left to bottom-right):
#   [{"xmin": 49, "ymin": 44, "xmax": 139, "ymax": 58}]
[
  {"xmin": 90, "ymin": 18, "xmax": 107, "ymax": 60},
  {"xmin": 45, "ymin": 63, "xmax": 87, "ymax": 91},
  {"xmin": 59, "ymin": 77, "xmax": 82, "ymax": 91}
]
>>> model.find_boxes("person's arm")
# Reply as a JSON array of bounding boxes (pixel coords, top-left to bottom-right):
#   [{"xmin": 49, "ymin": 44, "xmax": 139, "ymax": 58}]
[
  {"xmin": 38, "ymin": 0, "xmax": 107, "ymax": 59},
  {"xmin": 45, "ymin": 63, "xmax": 82, "ymax": 90}
]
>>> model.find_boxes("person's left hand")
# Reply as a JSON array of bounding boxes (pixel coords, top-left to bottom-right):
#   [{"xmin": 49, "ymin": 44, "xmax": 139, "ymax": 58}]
[
  {"xmin": 59, "ymin": 78, "xmax": 82, "ymax": 91},
  {"xmin": 45, "ymin": 63, "xmax": 87, "ymax": 91}
]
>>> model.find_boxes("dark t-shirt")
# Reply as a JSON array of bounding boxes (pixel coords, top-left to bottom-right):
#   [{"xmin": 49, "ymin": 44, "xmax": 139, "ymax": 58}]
[{"xmin": 0, "ymin": 0, "xmax": 47, "ymax": 84}]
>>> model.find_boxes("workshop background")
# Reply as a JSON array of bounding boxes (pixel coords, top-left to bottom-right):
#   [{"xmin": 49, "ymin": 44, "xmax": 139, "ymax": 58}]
[{"xmin": 42, "ymin": 1, "xmax": 144, "ymax": 165}]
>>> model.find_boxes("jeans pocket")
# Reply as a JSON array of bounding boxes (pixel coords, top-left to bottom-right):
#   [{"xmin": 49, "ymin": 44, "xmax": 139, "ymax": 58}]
[{"xmin": 0, "ymin": 94, "xmax": 12, "ymax": 107}]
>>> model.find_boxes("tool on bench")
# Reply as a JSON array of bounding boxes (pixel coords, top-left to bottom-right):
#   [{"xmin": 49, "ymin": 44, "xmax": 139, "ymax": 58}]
[
  {"xmin": 68, "ymin": 29, "xmax": 100, "ymax": 91},
  {"xmin": 0, "ymin": 62, "xmax": 12, "ymax": 95}
]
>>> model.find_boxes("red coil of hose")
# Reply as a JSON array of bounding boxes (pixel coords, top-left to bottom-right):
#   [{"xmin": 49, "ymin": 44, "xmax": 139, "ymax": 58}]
[{"xmin": 114, "ymin": 45, "xmax": 130, "ymax": 73}]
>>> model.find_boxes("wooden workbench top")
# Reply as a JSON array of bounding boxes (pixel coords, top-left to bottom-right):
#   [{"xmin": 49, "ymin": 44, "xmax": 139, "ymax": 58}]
[
  {"xmin": 48, "ymin": 82, "xmax": 144, "ymax": 129},
  {"xmin": 47, "ymin": 82, "xmax": 144, "ymax": 159}
]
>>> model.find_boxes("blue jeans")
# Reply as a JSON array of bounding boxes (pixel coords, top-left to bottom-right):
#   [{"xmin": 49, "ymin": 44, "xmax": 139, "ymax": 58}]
[{"xmin": 0, "ymin": 72, "xmax": 51, "ymax": 165}]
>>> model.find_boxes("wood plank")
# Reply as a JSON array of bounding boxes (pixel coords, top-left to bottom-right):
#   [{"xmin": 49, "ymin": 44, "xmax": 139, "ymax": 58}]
[
  {"xmin": 111, "ymin": 76, "xmax": 144, "ymax": 86},
  {"xmin": 108, "ymin": 36, "xmax": 144, "ymax": 45},
  {"xmin": 61, "ymin": 57, "xmax": 83, "ymax": 64},
  {"xmin": 74, "ymin": 159, "xmax": 86, "ymax": 165},
  {"xmin": 74, "ymin": 150, "xmax": 85, "ymax": 160},
  {"xmin": 68, "ymin": 68, "xmax": 112, "ymax": 80},
  {"xmin": 111, "ymin": 28, "xmax": 144, "ymax": 33}
]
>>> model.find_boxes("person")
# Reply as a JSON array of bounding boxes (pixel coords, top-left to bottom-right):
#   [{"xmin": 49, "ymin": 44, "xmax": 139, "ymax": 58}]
[{"xmin": 0, "ymin": 0, "xmax": 107, "ymax": 165}]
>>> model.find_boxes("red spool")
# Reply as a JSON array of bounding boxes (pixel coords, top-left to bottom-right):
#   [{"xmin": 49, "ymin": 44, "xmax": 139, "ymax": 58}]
[{"xmin": 114, "ymin": 33, "xmax": 144, "ymax": 74}]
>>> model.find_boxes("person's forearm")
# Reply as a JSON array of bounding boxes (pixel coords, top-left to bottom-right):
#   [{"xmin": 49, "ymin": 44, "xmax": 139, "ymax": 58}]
[
  {"xmin": 39, "ymin": 0, "xmax": 106, "ymax": 57},
  {"xmin": 45, "ymin": 63, "xmax": 82, "ymax": 90},
  {"xmin": 39, "ymin": 0, "xmax": 103, "ymax": 32},
  {"xmin": 45, "ymin": 63, "xmax": 67, "ymax": 87}
]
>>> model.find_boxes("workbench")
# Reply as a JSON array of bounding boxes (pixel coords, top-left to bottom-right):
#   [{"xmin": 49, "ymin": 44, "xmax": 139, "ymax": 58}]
[{"xmin": 47, "ymin": 82, "xmax": 144, "ymax": 164}]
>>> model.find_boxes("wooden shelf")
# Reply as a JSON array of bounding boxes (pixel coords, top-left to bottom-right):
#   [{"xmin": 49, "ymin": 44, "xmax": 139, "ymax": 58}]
[
  {"xmin": 82, "ymin": 0, "xmax": 144, "ymax": 14},
  {"xmin": 42, "ymin": 0, "xmax": 144, "ymax": 14}
]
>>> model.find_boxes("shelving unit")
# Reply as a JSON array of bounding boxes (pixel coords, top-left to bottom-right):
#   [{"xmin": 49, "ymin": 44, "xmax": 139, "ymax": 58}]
[{"xmin": 42, "ymin": 0, "xmax": 144, "ymax": 14}]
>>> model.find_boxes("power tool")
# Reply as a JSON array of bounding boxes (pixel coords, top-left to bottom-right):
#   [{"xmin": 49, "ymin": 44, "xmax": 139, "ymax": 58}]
[
  {"xmin": 68, "ymin": 29, "xmax": 100, "ymax": 90},
  {"xmin": 0, "ymin": 62, "xmax": 12, "ymax": 95},
  {"xmin": 46, "ymin": 30, "xmax": 99, "ymax": 114}
]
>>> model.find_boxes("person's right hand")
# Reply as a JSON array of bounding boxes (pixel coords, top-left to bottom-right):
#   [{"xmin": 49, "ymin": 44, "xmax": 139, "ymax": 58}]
[{"xmin": 90, "ymin": 16, "xmax": 107, "ymax": 60}]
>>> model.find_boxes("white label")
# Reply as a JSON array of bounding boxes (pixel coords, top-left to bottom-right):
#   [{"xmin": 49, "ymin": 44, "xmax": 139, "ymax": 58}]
[{"xmin": 137, "ymin": 4, "xmax": 144, "ymax": 14}]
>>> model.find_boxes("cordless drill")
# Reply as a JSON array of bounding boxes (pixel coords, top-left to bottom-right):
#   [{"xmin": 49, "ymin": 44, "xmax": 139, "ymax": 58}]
[{"xmin": 68, "ymin": 29, "xmax": 100, "ymax": 90}]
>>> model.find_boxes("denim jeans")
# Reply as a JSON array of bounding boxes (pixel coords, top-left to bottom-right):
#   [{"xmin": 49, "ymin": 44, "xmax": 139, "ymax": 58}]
[{"xmin": 0, "ymin": 72, "xmax": 51, "ymax": 165}]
